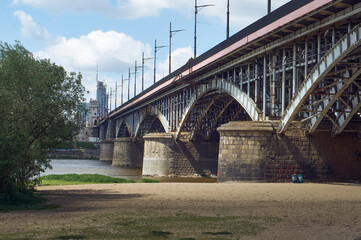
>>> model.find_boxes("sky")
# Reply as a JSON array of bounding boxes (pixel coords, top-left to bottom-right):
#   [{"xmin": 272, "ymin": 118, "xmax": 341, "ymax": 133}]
[{"xmin": 1, "ymin": 0, "xmax": 289, "ymax": 110}]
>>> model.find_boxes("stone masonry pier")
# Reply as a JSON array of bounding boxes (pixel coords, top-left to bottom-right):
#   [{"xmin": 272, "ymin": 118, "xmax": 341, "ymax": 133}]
[
  {"xmin": 217, "ymin": 121, "xmax": 361, "ymax": 182},
  {"xmin": 98, "ymin": 121, "xmax": 361, "ymax": 183},
  {"xmin": 142, "ymin": 133, "xmax": 218, "ymax": 177},
  {"xmin": 112, "ymin": 138, "xmax": 143, "ymax": 167}
]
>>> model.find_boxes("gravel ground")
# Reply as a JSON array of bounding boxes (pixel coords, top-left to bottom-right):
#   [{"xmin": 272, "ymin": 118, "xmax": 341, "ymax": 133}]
[{"xmin": 1, "ymin": 182, "xmax": 361, "ymax": 239}]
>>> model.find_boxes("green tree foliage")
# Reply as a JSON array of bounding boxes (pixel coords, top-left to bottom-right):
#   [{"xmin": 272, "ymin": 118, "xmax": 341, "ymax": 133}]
[{"xmin": 0, "ymin": 42, "xmax": 85, "ymax": 196}]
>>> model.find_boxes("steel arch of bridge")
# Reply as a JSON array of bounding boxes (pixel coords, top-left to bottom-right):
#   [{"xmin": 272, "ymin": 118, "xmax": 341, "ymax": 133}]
[
  {"xmin": 101, "ymin": 1, "xmax": 361, "ymax": 140},
  {"xmin": 134, "ymin": 106, "xmax": 169, "ymax": 137},
  {"xmin": 278, "ymin": 24, "xmax": 361, "ymax": 134},
  {"xmin": 175, "ymin": 78, "xmax": 263, "ymax": 140},
  {"xmin": 116, "ymin": 121, "xmax": 131, "ymax": 138}
]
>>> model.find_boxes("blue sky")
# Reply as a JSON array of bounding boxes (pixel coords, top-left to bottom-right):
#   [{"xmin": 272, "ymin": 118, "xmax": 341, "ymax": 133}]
[{"xmin": 1, "ymin": 0, "xmax": 289, "ymax": 108}]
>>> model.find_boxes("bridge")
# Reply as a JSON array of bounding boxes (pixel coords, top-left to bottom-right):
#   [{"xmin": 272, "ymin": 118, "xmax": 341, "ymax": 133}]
[{"xmin": 96, "ymin": 0, "xmax": 361, "ymax": 182}]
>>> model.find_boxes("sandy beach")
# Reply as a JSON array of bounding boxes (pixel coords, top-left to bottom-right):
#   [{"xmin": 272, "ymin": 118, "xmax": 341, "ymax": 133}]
[{"xmin": 1, "ymin": 182, "xmax": 361, "ymax": 239}]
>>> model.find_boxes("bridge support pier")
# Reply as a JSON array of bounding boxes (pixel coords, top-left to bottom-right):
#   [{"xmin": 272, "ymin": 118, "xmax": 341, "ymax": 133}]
[
  {"xmin": 112, "ymin": 138, "xmax": 143, "ymax": 167},
  {"xmin": 218, "ymin": 121, "xmax": 273, "ymax": 182},
  {"xmin": 217, "ymin": 121, "xmax": 361, "ymax": 182},
  {"xmin": 99, "ymin": 139, "xmax": 114, "ymax": 162},
  {"xmin": 143, "ymin": 133, "xmax": 173, "ymax": 176},
  {"xmin": 142, "ymin": 133, "xmax": 218, "ymax": 177}
]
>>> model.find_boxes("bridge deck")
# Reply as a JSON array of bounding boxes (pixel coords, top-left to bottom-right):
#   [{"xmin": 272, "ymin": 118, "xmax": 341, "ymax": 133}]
[{"xmin": 103, "ymin": 0, "xmax": 360, "ymax": 123}]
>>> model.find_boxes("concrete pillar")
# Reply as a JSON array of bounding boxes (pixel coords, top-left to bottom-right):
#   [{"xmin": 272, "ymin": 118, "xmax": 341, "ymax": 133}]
[
  {"xmin": 99, "ymin": 139, "xmax": 114, "ymax": 162},
  {"xmin": 112, "ymin": 137, "xmax": 143, "ymax": 167},
  {"xmin": 142, "ymin": 133, "xmax": 173, "ymax": 176},
  {"xmin": 217, "ymin": 121, "xmax": 273, "ymax": 182}
]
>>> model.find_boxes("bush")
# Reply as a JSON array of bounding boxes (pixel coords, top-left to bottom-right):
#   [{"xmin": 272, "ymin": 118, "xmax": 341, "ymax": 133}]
[{"xmin": 0, "ymin": 42, "xmax": 85, "ymax": 198}]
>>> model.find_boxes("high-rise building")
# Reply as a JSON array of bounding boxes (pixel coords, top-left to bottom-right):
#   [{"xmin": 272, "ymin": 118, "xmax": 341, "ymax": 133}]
[
  {"xmin": 76, "ymin": 102, "xmax": 89, "ymax": 127},
  {"xmin": 96, "ymin": 81, "xmax": 107, "ymax": 119}
]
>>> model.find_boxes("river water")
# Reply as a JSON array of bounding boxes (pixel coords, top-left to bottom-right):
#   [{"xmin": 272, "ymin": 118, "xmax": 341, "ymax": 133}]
[{"xmin": 42, "ymin": 159, "xmax": 217, "ymax": 183}]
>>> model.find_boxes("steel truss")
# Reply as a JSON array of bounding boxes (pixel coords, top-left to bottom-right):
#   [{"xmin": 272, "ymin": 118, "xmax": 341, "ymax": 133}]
[{"xmin": 101, "ymin": 2, "xmax": 361, "ymax": 140}]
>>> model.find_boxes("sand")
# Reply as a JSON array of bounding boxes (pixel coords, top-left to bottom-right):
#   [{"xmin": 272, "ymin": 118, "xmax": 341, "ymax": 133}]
[{"xmin": 1, "ymin": 182, "xmax": 361, "ymax": 239}]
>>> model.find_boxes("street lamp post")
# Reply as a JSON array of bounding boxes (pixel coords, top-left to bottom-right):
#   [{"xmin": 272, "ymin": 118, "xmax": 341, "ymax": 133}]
[
  {"xmin": 169, "ymin": 22, "xmax": 185, "ymax": 74},
  {"xmin": 134, "ymin": 60, "xmax": 142, "ymax": 97},
  {"xmin": 121, "ymin": 75, "xmax": 124, "ymax": 105},
  {"xmin": 114, "ymin": 81, "xmax": 122, "ymax": 107},
  {"xmin": 227, "ymin": 0, "xmax": 230, "ymax": 39},
  {"xmin": 109, "ymin": 87, "xmax": 116, "ymax": 112},
  {"xmin": 154, "ymin": 39, "xmax": 167, "ymax": 84},
  {"xmin": 128, "ymin": 68, "xmax": 131, "ymax": 101},
  {"xmin": 268, "ymin": 0, "xmax": 271, "ymax": 14},
  {"xmin": 142, "ymin": 52, "xmax": 153, "ymax": 92},
  {"xmin": 194, "ymin": 0, "xmax": 214, "ymax": 58}
]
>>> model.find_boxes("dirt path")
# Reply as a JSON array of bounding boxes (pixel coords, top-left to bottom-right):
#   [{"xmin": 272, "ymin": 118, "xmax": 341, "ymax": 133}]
[{"xmin": 1, "ymin": 182, "xmax": 361, "ymax": 239}]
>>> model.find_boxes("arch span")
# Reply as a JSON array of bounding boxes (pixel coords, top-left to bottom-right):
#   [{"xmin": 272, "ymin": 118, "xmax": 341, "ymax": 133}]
[
  {"xmin": 135, "ymin": 106, "xmax": 169, "ymax": 137},
  {"xmin": 116, "ymin": 121, "xmax": 131, "ymax": 138},
  {"xmin": 278, "ymin": 23, "xmax": 361, "ymax": 134},
  {"xmin": 175, "ymin": 78, "xmax": 262, "ymax": 139}
]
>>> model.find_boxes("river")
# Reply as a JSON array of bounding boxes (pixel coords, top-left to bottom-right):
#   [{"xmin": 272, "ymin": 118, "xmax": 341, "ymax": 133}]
[{"xmin": 42, "ymin": 159, "xmax": 217, "ymax": 183}]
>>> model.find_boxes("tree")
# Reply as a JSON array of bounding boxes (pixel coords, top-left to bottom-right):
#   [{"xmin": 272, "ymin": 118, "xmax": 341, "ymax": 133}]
[{"xmin": 0, "ymin": 42, "xmax": 85, "ymax": 195}]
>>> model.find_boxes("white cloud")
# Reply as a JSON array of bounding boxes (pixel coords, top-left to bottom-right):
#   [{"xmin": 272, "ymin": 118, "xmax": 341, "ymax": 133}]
[
  {"xmin": 34, "ymin": 30, "xmax": 153, "ymax": 102},
  {"xmin": 35, "ymin": 30, "xmax": 152, "ymax": 74},
  {"xmin": 13, "ymin": 0, "xmax": 171, "ymax": 19},
  {"xmin": 118, "ymin": 0, "xmax": 170, "ymax": 19},
  {"xmin": 13, "ymin": 0, "xmax": 112, "ymax": 15},
  {"xmin": 158, "ymin": 46, "xmax": 193, "ymax": 76},
  {"xmin": 13, "ymin": 10, "xmax": 51, "ymax": 41},
  {"xmin": 11, "ymin": 0, "xmax": 219, "ymax": 20},
  {"xmin": 13, "ymin": 0, "xmax": 290, "ymax": 27},
  {"xmin": 197, "ymin": 0, "xmax": 290, "ymax": 30}
]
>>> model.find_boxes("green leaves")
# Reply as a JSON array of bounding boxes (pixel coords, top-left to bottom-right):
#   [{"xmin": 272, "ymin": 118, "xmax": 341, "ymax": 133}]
[{"xmin": 0, "ymin": 42, "xmax": 85, "ymax": 194}]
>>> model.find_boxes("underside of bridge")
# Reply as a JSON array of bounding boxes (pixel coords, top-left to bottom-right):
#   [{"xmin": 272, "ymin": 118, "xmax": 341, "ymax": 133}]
[
  {"xmin": 97, "ymin": 0, "xmax": 361, "ymax": 182},
  {"xmin": 178, "ymin": 90, "xmax": 251, "ymax": 141}
]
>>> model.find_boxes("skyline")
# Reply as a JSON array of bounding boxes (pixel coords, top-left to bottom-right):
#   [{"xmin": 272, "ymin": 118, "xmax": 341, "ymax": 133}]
[{"xmin": 1, "ymin": 0, "xmax": 289, "ymax": 108}]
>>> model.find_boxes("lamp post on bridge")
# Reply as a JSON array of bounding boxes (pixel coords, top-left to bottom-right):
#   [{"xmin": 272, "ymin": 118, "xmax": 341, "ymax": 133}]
[
  {"xmin": 154, "ymin": 39, "xmax": 167, "ymax": 84},
  {"xmin": 226, "ymin": 0, "xmax": 230, "ymax": 39},
  {"xmin": 114, "ymin": 81, "xmax": 122, "ymax": 108},
  {"xmin": 121, "ymin": 75, "xmax": 124, "ymax": 105},
  {"xmin": 268, "ymin": 0, "xmax": 271, "ymax": 14},
  {"xmin": 134, "ymin": 60, "xmax": 142, "ymax": 97},
  {"xmin": 126, "ymin": 68, "xmax": 131, "ymax": 101},
  {"xmin": 169, "ymin": 22, "xmax": 185, "ymax": 74},
  {"xmin": 142, "ymin": 52, "xmax": 153, "ymax": 92},
  {"xmin": 109, "ymin": 87, "xmax": 116, "ymax": 112},
  {"xmin": 194, "ymin": 0, "xmax": 214, "ymax": 58}
]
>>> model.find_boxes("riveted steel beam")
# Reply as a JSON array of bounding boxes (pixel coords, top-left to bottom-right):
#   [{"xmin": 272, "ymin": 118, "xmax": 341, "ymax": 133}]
[{"xmin": 278, "ymin": 24, "xmax": 361, "ymax": 134}]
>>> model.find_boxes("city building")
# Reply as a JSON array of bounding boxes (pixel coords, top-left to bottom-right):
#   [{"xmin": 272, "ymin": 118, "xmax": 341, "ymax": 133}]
[
  {"xmin": 89, "ymin": 99, "xmax": 98, "ymax": 126},
  {"xmin": 76, "ymin": 102, "xmax": 89, "ymax": 128},
  {"xmin": 96, "ymin": 81, "xmax": 108, "ymax": 119}
]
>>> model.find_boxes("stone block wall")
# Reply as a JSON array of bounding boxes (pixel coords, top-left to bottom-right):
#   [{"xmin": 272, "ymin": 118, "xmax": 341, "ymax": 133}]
[
  {"xmin": 99, "ymin": 139, "xmax": 114, "ymax": 162},
  {"xmin": 218, "ymin": 121, "xmax": 361, "ymax": 182},
  {"xmin": 143, "ymin": 133, "xmax": 218, "ymax": 177},
  {"xmin": 112, "ymin": 138, "xmax": 144, "ymax": 167}
]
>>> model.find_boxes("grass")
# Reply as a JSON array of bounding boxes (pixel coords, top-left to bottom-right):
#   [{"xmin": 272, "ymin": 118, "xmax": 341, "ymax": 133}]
[
  {"xmin": 0, "ymin": 211, "xmax": 283, "ymax": 239},
  {"xmin": 0, "ymin": 191, "xmax": 58, "ymax": 212},
  {"xmin": 0, "ymin": 174, "xmax": 158, "ymax": 212},
  {"xmin": 38, "ymin": 174, "xmax": 158, "ymax": 186}
]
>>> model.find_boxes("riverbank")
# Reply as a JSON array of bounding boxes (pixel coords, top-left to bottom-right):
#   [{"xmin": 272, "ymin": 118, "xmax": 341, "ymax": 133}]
[{"xmin": 1, "ymin": 182, "xmax": 360, "ymax": 239}]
